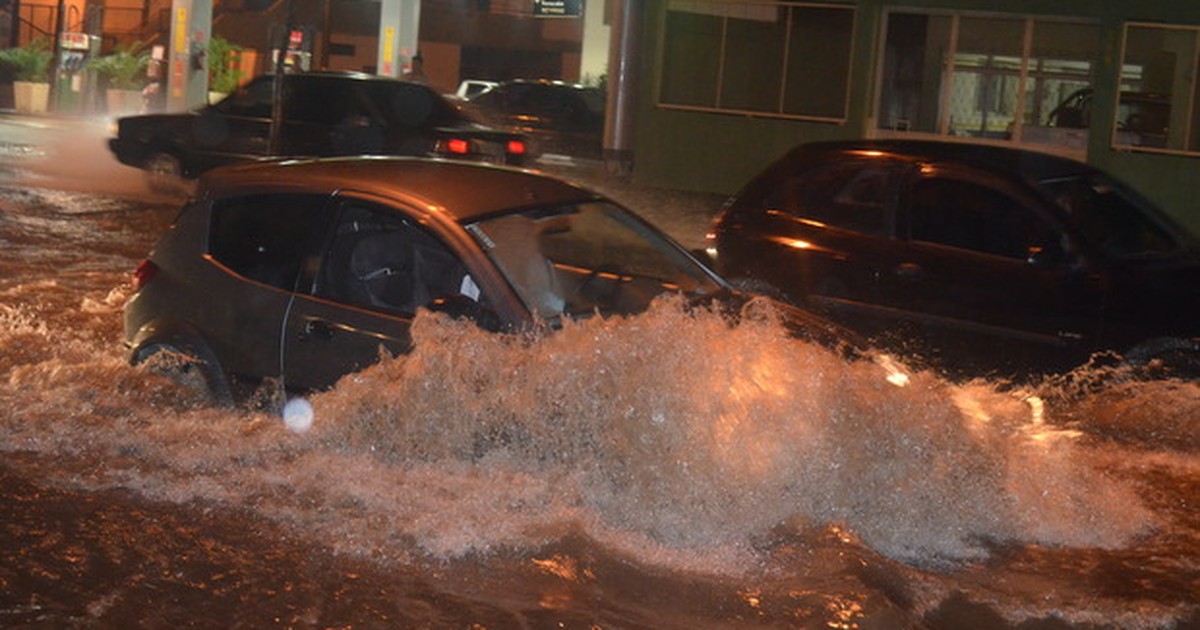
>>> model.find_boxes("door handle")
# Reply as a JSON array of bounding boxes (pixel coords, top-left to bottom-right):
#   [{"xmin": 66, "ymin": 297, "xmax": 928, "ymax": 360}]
[
  {"xmin": 895, "ymin": 262, "xmax": 923, "ymax": 280},
  {"xmin": 300, "ymin": 318, "xmax": 336, "ymax": 341}
]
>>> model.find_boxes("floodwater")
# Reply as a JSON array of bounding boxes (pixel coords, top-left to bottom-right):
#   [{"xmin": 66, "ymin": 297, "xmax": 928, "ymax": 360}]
[{"xmin": 0, "ymin": 116, "xmax": 1197, "ymax": 629}]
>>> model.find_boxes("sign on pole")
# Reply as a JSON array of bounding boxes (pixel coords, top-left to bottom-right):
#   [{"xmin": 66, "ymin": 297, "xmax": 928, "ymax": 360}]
[{"xmin": 533, "ymin": 0, "xmax": 582, "ymax": 17}]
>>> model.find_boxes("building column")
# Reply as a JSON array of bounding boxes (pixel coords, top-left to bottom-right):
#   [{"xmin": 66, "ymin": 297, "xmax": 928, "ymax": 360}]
[
  {"xmin": 603, "ymin": 0, "xmax": 642, "ymax": 176},
  {"xmin": 166, "ymin": 0, "xmax": 212, "ymax": 111},
  {"xmin": 377, "ymin": 0, "xmax": 420, "ymax": 78}
]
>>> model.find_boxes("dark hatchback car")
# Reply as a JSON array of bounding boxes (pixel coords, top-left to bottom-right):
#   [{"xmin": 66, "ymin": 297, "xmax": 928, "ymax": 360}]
[
  {"xmin": 708, "ymin": 140, "xmax": 1200, "ymax": 379},
  {"xmin": 462, "ymin": 79, "xmax": 605, "ymax": 160},
  {"xmin": 108, "ymin": 71, "xmax": 528, "ymax": 188},
  {"xmin": 125, "ymin": 157, "xmax": 850, "ymax": 402}
]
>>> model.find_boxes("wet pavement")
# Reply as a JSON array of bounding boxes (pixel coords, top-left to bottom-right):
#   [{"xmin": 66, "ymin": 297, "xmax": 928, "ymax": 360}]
[{"xmin": 0, "ymin": 110, "xmax": 727, "ymax": 250}]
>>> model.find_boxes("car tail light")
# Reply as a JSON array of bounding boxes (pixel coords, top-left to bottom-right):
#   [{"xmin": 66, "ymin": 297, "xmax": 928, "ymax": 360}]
[
  {"xmin": 506, "ymin": 139, "xmax": 527, "ymax": 155},
  {"xmin": 132, "ymin": 259, "xmax": 159, "ymax": 292},
  {"xmin": 444, "ymin": 138, "xmax": 471, "ymax": 155}
]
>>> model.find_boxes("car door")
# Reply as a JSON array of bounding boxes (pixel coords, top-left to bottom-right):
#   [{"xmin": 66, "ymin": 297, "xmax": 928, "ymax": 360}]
[
  {"xmin": 891, "ymin": 164, "xmax": 1103, "ymax": 372},
  {"xmin": 281, "ymin": 195, "xmax": 487, "ymax": 391},
  {"xmin": 201, "ymin": 192, "xmax": 334, "ymax": 380},
  {"xmin": 719, "ymin": 156, "xmax": 906, "ymax": 337}
]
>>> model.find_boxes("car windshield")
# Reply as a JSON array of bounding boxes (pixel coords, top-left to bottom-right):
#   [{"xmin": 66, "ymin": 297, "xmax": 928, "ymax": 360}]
[
  {"xmin": 1038, "ymin": 173, "xmax": 1192, "ymax": 260},
  {"xmin": 465, "ymin": 201, "xmax": 724, "ymax": 320}
]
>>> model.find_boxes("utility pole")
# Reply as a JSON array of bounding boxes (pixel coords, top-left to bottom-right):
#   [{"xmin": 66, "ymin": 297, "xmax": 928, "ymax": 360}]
[{"xmin": 268, "ymin": 0, "xmax": 293, "ymax": 155}]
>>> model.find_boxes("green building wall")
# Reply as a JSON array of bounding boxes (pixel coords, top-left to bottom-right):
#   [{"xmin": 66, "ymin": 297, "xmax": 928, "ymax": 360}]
[{"xmin": 633, "ymin": 0, "xmax": 1200, "ymax": 236}]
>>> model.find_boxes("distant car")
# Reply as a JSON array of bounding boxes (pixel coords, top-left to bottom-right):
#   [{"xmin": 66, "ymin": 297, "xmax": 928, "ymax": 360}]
[
  {"xmin": 107, "ymin": 71, "xmax": 528, "ymax": 191},
  {"xmin": 463, "ymin": 79, "xmax": 605, "ymax": 160},
  {"xmin": 708, "ymin": 140, "xmax": 1200, "ymax": 379},
  {"xmin": 454, "ymin": 79, "xmax": 498, "ymax": 100},
  {"xmin": 124, "ymin": 157, "xmax": 854, "ymax": 402},
  {"xmin": 1047, "ymin": 87, "xmax": 1170, "ymax": 148}
]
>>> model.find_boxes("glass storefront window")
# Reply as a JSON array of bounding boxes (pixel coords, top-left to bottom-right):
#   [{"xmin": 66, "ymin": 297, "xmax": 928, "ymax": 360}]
[
  {"xmin": 660, "ymin": 1, "xmax": 855, "ymax": 122},
  {"xmin": 1117, "ymin": 24, "xmax": 1200, "ymax": 153},
  {"xmin": 877, "ymin": 11, "xmax": 1099, "ymax": 153}
]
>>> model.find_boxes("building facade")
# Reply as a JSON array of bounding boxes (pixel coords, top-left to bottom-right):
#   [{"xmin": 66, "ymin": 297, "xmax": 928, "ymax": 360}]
[{"xmin": 633, "ymin": 0, "xmax": 1200, "ymax": 234}]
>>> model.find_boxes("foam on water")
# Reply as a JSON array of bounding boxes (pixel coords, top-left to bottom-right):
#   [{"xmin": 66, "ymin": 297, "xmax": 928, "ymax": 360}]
[
  {"xmin": 282, "ymin": 296, "xmax": 1155, "ymax": 566},
  {"xmin": 0, "ymin": 289, "xmax": 1173, "ymax": 575}
]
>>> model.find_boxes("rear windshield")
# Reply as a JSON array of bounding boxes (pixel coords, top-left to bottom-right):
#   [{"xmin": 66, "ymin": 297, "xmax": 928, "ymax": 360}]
[{"xmin": 1038, "ymin": 174, "xmax": 1189, "ymax": 259}]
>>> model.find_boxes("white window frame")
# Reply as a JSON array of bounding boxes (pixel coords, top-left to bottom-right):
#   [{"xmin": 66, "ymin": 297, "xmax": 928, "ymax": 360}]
[{"xmin": 871, "ymin": 8, "xmax": 1100, "ymax": 159}]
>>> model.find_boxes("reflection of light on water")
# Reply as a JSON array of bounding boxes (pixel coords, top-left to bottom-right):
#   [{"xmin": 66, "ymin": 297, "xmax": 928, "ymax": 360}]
[
  {"xmin": 873, "ymin": 354, "xmax": 910, "ymax": 388},
  {"xmin": 952, "ymin": 388, "xmax": 992, "ymax": 425},
  {"xmin": 532, "ymin": 554, "xmax": 588, "ymax": 581},
  {"xmin": 826, "ymin": 595, "xmax": 866, "ymax": 630}
]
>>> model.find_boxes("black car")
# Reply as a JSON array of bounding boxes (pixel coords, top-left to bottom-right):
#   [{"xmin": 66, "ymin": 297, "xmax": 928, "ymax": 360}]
[
  {"xmin": 124, "ymin": 157, "xmax": 853, "ymax": 403},
  {"xmin": 708, "ymin": 140, "xmax": 1200, "ymax": 379},
  {"xmin": 108, "ymin": 71, "xmax": 528, "ymax": 190},
  {"xmin": 463, "ymin": 79, "xmax": 605, "ymax": 160}
]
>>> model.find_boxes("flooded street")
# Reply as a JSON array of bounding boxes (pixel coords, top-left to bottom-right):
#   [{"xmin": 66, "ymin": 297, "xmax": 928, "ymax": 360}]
[{"xmin": 1, "ymin": 115, "xmax": 1198, "ymax": 629}]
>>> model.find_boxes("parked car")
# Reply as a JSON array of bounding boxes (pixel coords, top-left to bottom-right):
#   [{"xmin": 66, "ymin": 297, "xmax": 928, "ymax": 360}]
[
  {"xmin": 125, "ymin": 157, "xmax": 855, "ymax": 402},
  {"xmin": 462, "ymin": 79, "xmax": 605, "ymax": 160},
  {"xmin": 1046, "ymin": 87, "xmax": 1170, "ymax": 148},
  {"xmin": 107, "ymin": 71, "xmax": 528, "ymax": 191},
  {"xmin": 708, "ymin": 139, "xmax": 1200, "ymax": 380},
  {"xmin": 453, "ymin": 79, "xmax": 498, "ymax": 100}
]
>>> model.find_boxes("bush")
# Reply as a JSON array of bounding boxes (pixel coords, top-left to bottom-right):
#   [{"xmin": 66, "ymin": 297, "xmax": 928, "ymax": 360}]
[
  {"xmin": 208, "ymin": 36, "xmax": 244, "ymax": 94},
  {"xmin": 88, "ymin": 44, "xmax": 150, "ymax": 90},
  {"xmin": 0, "ymin": 40, "xmax": 53, "ymax": 82}
]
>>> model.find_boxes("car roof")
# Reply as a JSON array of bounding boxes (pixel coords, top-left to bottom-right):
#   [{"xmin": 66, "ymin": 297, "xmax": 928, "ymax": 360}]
[
  {"xmin": 495, "ymin": 78, "xmax": 600, "ymax": 92},
  {"xmin": 278, "ymin": 70, "xmax": 423, "ymax": 86},
  {"xmin": 792, "ymin": 139, "xmax": 1094, "ymax": 183},
  {"xmin": 195, "ymin": 157, "xmax": 603, "ymax": 222}
]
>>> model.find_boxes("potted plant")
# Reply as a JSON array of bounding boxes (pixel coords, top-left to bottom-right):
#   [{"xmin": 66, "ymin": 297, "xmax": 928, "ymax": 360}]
[
  {"xmin": 87, "ymin": 43, "xmax": 149, "ymax": 115},
  {"xmin": 0, "ymin": 40, "xmax": 52, "ymax": 113},
  {"xmin": 207, "ymin": 36, "xmax": 244, "ymax": 102}
]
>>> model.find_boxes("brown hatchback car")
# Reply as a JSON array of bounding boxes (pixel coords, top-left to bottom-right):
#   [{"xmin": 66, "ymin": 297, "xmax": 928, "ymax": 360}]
[
  {"xmin": 124, "ymin": 157, "xmax": 852, "ymax": 403},
  {"xmin": 708, "ymin": 140, "xmax": 1200, "ymax": 380}
]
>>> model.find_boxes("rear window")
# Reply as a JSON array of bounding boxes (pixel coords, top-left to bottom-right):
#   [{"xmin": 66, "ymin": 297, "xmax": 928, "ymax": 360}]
[
  {"xmin": 209, "ymin": 193, "xmax": 331, "ymax": 290},
  {"xmin": 285, "ymin": 77, "xmax": 464, "ymax": 128},
  {"xmin": 1039, "ymin": 174, "xmax": 1182, "ymax": 259}
]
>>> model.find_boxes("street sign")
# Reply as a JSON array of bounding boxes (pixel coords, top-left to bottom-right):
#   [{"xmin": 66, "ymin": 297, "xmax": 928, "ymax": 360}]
[
  {"xmin": 60, "ymin": 32, "xmax": 91, "ymax": 51},
  {"xmin": 533, "ymin": 0, "xmax": 581, "ymax": 17}
]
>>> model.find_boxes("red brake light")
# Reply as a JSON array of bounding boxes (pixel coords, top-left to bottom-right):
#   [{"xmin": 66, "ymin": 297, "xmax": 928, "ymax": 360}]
[
  {"xmin": 445, "ymin": 138, "xmax": 471, "ymax": 154},
  {"xmin": 132, "ymin": 259, "xmax": 159, "ymax": 292},
  {"xmin": 506, "ymin": 139, "xmax": 527, "ymax": 155}
]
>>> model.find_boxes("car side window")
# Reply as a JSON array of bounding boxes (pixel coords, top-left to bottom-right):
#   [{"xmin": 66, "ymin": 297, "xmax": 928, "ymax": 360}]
[
  {"xmin": 1043, "ymin": 175, "xmax": 1179, "ymax": 258},
  {"xmin": 215, "ymin": 78, "xmax": 274, "ymax": 118},
  {"xmin": 379, "ymin": 82, "xmax": 462, "ymax": 128},
  {"xmin": 208, "ymin": 193, "xmax": 331, "ymax": 290},
  {"xmin": 765, "ymin": 161, "xmax": 893, "ymax": 236},
  {"xmin": 908, "ymin": 178, "xmax": 1054, "ymax": 260},
  {"xmin": 314, "ymin": 202, "xmax": 479, "ymax": 315}
]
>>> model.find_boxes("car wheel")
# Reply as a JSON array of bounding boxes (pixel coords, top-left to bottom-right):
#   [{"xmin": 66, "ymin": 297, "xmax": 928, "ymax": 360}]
[
  {"xmin": 132, "ymin": 341, "xmax": 235, "ymax": 406},
  {"xmin": 143, "ymin": 152, "xmax": 190, "ymax": 195},
  {"xmin": 1123, "ymin": 337, "xmax": 1200, "ymax": 380}
]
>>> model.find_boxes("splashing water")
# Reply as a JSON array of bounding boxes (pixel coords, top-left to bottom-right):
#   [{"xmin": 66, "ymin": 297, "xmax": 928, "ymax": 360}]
[
  {"xmin": 0, "ymin": 185, "xmax": 1194, "ymax": 627},
  {"xmin": 277, "ymin": 297, "xmax": 1153, "ymax": 568}
]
